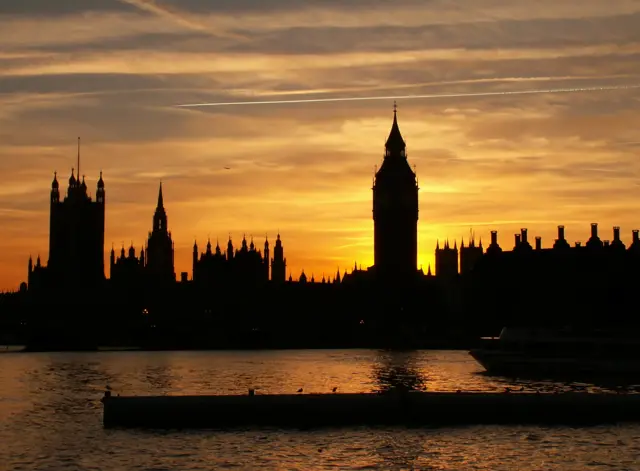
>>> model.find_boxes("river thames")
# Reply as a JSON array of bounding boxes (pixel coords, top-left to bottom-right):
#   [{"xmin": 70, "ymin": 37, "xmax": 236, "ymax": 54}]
[{"xmin": 0, "ymin": 349, "xmax": 639, "ymax": 470}]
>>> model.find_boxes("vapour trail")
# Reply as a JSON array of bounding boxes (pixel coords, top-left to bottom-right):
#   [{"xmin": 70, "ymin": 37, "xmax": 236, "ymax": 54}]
[
  {"xmin": 118, "ymin": 0, "xmax": 246, "ymax": 41},
  {"xmin": 176, "ymin": 84, "xmax": 640, "ymax": 108}
]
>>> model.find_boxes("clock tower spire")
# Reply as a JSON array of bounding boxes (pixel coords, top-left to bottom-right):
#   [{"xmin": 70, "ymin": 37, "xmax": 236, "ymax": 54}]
[{"xmin": 372, "ymin": 104, "xmax": 419, "ymax": 280}]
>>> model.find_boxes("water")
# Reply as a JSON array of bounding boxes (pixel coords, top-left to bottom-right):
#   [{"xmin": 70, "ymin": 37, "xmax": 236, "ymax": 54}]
[{"xmin": 1, "ymin": 349, "xmax": 639, "ymax": 470}]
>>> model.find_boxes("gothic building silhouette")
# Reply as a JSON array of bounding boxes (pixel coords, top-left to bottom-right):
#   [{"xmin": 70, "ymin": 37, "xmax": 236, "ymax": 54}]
[
  {"xmin": 110, "ymin": 183, "xmax": 176, "ymax": 285},
  {"xmin": 28, "ymin": 139, "xmax": 105, "ymax": 292},
  {"xmin": 192, "ymin": 232, "xmax": 286, "ymax": 286},
  {"xmin": 17, "ymin": 111, "xmax": 640, "ymax": 347},
  {"xmin": 372, "ymin": 104, "xmax": 419, "ymax": 280}
]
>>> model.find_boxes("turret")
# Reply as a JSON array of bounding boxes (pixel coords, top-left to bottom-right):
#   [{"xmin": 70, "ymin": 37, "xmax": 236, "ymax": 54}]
[
  {"xmin": 629, "ymin": 230, "xmax": 640, "ymax": 252},
  {"xmin": 553, "ymin": 225, "xmax": 570, "ymax": 250},
  {"xmin": 152, "ymin": 182, "xmax": 167, "ymax": 232},
  {"xmin": 486, "ymin": 230, "xmax": 502, "ymax": 254},
  {"xmin": 521, "ymin": 229, "xmax": 528, "ymax": 245},
  {"xmin": 192, "ymin": 240, "xmax": 198, "ymax": 280},
  {"xmin": 227, "ymin": 236, "xmax": 234, "ymax": 260},
  {"xmin": 263, "ymin": 236, "xmax": 270, "ymax": 281},
  {"xmin": 51, "ymin": 171, "xmax": 60, "ymax": 203},
  {"xmin": 586, "ymin": 222, "xmax": 603, "ymax": 249},
  {"xmin": 241, "ymin": 234, "xmax": 248, "ymax": 252},
  {"xmin": 270, "ymin": 233, "xmax": 286, "ymax": 283},
  {"xmin": 110, "ymin": 245, "xmax": 116, "ymax": 275},
  {"xmin": 96, "ymin": 171, "xmax": 105, "ymax": 204},
  {"xmin": 514, "ymin": 233, "xmax": 521, "ymax": 249},
  {"xmin": 535, "ymin": 236, "xmax": 542, "ymax": 251},
  {"xmin": 611, "ymin": 226, "xmax": 626, "ymax": 250}
]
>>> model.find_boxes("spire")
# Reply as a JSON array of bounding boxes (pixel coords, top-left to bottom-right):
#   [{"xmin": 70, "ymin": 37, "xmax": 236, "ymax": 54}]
[
  {"xmin": 385, "ymin": 101, "xmax": 406, "ymax": 155},
  {"xmin": 157, "ymin": 181, "xmax": 164, "ymax": 209},
  {"xmin": 97, "ymin": 170, "xmax": 104, "ymax": 189},
  {"xmin": 52, "ymin": 171, "xmax": 59, "ymax": 189},
  {"xmin": 77, "ymin": 137, "xmax": 80, "ymax": 184}
]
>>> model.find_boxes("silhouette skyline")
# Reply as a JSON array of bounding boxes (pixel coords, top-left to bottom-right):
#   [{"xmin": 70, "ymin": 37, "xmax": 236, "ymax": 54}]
[{"xmin": 2, "ymin": 1, "xmax": 640, "ymax": 290}]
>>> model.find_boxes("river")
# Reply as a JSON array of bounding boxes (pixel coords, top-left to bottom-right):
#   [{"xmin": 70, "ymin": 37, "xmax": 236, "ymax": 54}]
[{"xmin": 0, "ymin": 349, "xmax": 638, "ymax": 470}]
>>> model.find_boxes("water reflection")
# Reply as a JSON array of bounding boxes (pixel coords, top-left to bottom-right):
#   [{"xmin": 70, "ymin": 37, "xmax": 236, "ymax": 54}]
[
  {"xmin": 1, "ymin": 350, "xmax": 640, "ymax": 470},
  {"xmin": 371, "ymin": 350, "xmax": 428, "ymax": 392},
  {"xmin": 142, "ymin": 364, "xmax": 175, "ymax": 392},
  {"xmin": 480, "ymin": 371, "xmax": 640, "ymax": 395}
]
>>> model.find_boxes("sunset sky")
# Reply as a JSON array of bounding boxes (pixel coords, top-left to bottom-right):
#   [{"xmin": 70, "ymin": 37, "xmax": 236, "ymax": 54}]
[{"xmin": 1, "ymin": 0, "xmax": 640, "ymax": 290}]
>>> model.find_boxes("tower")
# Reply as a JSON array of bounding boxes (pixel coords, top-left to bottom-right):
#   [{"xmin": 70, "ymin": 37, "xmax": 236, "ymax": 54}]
[
  {"xmin": 263, "ymin": 236, "xmax": 270, "ymax": 281},
  {"xmin": 47, "ymin": 138, "xmax": 106, "ymax": 289},
  {"xmin": 271, "ymin": 233, "xmax": 286, "ymax": 283},
  {"xmin": 372, "ymin": 104, "xmax": 419, "ymax": 279},
  {"xmin": 145, "ymin": 182, "xmax": 175, "ymax": 282}
]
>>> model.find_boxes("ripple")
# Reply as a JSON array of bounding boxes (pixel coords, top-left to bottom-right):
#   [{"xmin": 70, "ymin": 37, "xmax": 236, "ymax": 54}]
[{"xmin": 1, "ymin": 350, "xmax": 640, "ymax": 470}]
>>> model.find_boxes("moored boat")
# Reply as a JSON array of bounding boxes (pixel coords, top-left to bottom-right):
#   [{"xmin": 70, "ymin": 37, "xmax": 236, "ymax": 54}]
[{"xmin": 469, "ymin": 327, "xmax": 640, "ymax": 378}]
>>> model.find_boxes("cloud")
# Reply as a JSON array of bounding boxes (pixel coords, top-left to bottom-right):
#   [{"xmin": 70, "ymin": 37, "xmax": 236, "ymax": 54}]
[{"xmin": 1, "ymin": 0, "xmax": 640, "ymax": 288}]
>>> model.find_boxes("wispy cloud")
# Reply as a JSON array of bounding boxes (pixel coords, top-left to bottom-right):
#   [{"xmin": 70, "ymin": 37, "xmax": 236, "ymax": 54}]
[
  {"xmin": 116, "ymin": 0, "xmax": 247, "ymax": 41},
  {"xmin": 1, "ymin": 1, "xmax": 640, "ymax": 288}
]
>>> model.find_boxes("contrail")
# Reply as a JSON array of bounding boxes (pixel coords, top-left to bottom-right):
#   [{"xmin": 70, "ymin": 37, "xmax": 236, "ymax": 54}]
[
  {"xmin": 176, "ymin": 84, "xmax": 640, "ymax": 108},
  {"xmin": 118, "ymin": 0, "xmax": 246, "ymax": 41}
]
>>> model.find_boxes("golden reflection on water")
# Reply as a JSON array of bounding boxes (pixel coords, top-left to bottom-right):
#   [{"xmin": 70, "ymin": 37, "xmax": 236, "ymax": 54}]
[{"xmin": 1, "ymin": 350, "xmax": 640, "ymax": 470}]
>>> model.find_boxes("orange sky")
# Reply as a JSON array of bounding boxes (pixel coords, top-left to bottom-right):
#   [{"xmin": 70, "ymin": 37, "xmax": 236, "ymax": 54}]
[{"xmin": 1, "ymin": 0, "xmax": 640, "ymax": 290}]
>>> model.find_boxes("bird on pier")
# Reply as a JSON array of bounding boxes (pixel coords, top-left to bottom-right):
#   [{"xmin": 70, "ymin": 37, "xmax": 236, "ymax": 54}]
[
  {"xmin": 297, "ymin": 388, "xmax": 303, "ymax": 393},
  {"xmin": 504, "ymin": 387, "xmax": 511, "ymax": 393},
  {"xmin": 332, "ymin": 387, "xmax": 338, "ymax": 393}
]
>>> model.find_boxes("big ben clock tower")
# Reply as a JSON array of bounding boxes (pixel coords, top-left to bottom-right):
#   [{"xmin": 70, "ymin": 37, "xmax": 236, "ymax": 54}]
[{"xmin": 372, "ymin": 104, "xmax": 419, "ymax": 280}]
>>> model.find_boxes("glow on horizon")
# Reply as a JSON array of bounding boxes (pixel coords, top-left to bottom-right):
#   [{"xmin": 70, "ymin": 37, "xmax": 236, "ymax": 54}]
[{"xmin": 2, "ymin": 1, "xmax": 640, "ymax": 290}]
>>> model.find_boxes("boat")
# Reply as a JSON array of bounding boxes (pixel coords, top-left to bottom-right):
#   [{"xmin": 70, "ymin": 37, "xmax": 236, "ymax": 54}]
[{"xmin": 469, "ymin": 326, "xmax": 640, "ymax": 379}]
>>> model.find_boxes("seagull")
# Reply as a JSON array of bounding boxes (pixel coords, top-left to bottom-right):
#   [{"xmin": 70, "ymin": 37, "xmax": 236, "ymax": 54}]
[
  {"xmin": 332, "ymin": 387, "xmax": 337, "ymax": 393},
  {"xmin": 224, "ymin": 166, "xmax": 231, "ymax": 170},
  {"xmin": 297, "ymin": 388, "xmax": 303, "ymax": 393}
]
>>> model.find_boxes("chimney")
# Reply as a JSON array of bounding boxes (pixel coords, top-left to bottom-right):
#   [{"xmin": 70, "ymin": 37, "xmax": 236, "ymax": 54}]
[
  {"xmin": 535, "ymin": 236, "xmax": 542, "ymax": 250},
  {"xmin": 613, "ymin": 226, "xmax": 621, "ymax": 241},
  {"xmin": 557, "ymin": 225, "xmax": 565, "ymax": 240},
  {"xmin": 490, "ymin": 230, "xmax": 498, "ymax": 246},
  {"xmin": 591, "ymin": 223, "xmax": 598, "ymax": 238},
  {"xmin": 604, "ymin": 240, "xmax": 610, "ymax": 247},
  {"xmin": 521, "ymin": 228, "xmax": 528, "ymax": 245},
  {"xmin": 514, "ymin": 233, "xmax": 521, "ymax": 247},
  {"xmin": 633, "ymin": 230, "xmax": 639, "ymax": 244}
]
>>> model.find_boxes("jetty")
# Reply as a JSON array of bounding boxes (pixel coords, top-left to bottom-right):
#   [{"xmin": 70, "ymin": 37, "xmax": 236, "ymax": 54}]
[{"xmin": 101, "ymin": 391, "xmax": 640, "ymax": 429}]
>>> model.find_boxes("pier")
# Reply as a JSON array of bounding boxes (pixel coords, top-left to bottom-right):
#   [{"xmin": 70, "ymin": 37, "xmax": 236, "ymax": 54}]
[{"xmin": 102, "ymin": 391, "xmax": 640, "ymax": 429}]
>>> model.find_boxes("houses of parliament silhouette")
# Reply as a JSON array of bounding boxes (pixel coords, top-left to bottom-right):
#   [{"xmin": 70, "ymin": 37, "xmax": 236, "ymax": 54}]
[{"xmin": 4, "ymin": 108, "xmax": 640, "ymax": 349}]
